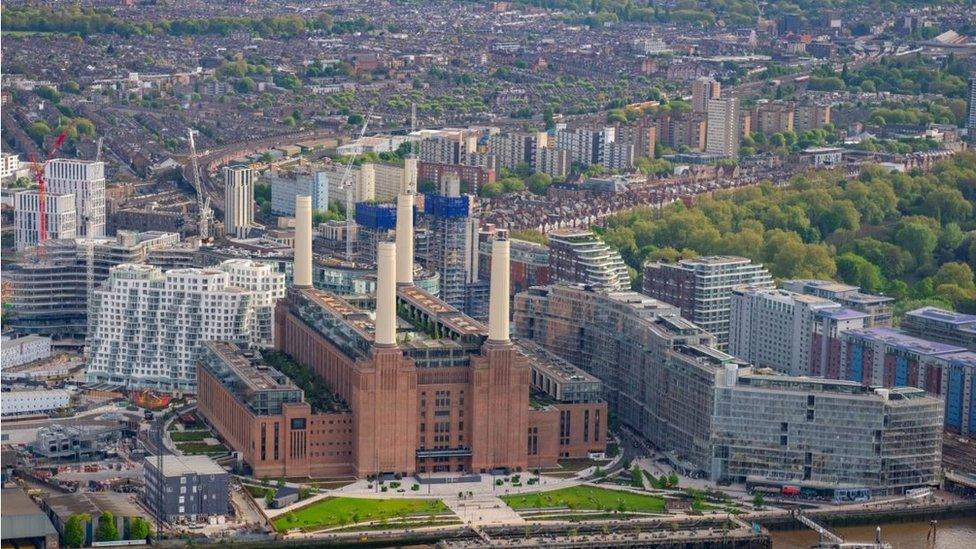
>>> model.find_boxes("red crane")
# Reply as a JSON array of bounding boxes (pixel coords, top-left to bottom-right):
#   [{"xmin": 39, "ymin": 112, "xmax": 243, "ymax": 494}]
[{"xmin": 28, "ymin": 122, "xmax": 75, "ymax": 250}]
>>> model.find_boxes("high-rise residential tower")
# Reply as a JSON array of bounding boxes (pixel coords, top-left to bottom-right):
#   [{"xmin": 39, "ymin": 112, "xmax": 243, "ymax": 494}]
[
  {"xmin": 692, "ymin": 77, "xmax": 721, "ymax": 114},
  {"xmin": 424, "ymin": 186, "xmax": 481, "ymax": 315},
  {"xmin": 14, "ymin": 191, "xmax": 77, "ymax": 250},
  {"xmin": 85, "ymin": 260, "xmax": 284, "ymax": 392},
  {"xmin": 729, "ymin": 285, "xmax": 867, "ymax": 376},
  {"xmin": 547, "ymin": 229, "xmax": 630, "ymax": 292},
  {"xmin": 223, "ymin": 165, "xmax": 254, "ymax": 238},
  {"xmin": 44, "ymin": 158, "xmax": 105, "ymax": 237},
  {"xmin": 643, "ymin": 256, "xmax": 773, "ymax": 348},
  {"xmin": 705, "ymin": 98, "xmax": 740, "ymax": 157}
]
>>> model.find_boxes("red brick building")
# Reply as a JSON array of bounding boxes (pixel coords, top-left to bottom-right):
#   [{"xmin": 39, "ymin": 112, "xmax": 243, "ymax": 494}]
[
  {"xmin": 196, "ymin": 341, "xmax": 355, "ymax": 478},
  {"xmin": 418, "ymin": 162, "xmax": 495, "ymax": 195},
  {"xmin": 197, "ymin": 200, "xmax": 605, "ymax": 478}
]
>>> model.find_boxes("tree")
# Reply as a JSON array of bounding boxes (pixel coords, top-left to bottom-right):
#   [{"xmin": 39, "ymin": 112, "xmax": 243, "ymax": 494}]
[
  {"xmin": 234, "ymin": 77, "xmax": 256, "ymax": 93},
  {"xmin": 895, "ymin": 221, "xmax": 938, "ymax": 262},
  {"xmin": 75, "ymin": 118, "xmax": 95, "ymax": 136},
  {"xmin": 64, "ymin": 513, "xmax": 89, "ymax": 548},
  {"xmin": 543, "ymin": 106, "xmax": 555, "ymax": 130},
  {"xmin": 836, "ymin": 252, "xmax": 885, "ymax": 293},
  {"xmin": 510, "ymin": 229, "xmax": 547, "ymax": 245},
  {"xmin": 28, "ymin": 121, "xmax": 51, "ymax": 145},
  {"xmin": 631, "ymin": 465, "xmax": 644, "ymax": 488},
  {"xmin": 526, "ymin": 172, "xmax": 553, "ymax": 195},
  {"xmin": 752, "ymin": 493, "xmax": 764, "ymax": 509},
  {"xmin": 265, "ymin": 488, "xmax": 277, "ymax": 507},
  {"xmin": 96, "ymin": 512, "xmax": 119, "ymax": 542},
  {"xmin": 479, "ymin": 182, "xmax": 503, "ymax": 198},
  {"xmin": 129, "ymin": 517, "xmax": 151, "ymax": 541},
  {"xmin": 921, "ymin": 187, "xmax": 973, "ymax": 225},
  {"xmin": 347, "ymin": 113, "xmax": 364, "ymax": 126},
  {"xmin": 35, "ymin": 85, "xmax": 61, "ymax": 103},
  {"xmin": 933, "ymin": 262, "xmax": 975, "ymax": 292},
  {"xmin": 499, "ymin": 177, "xmax": 525, "ymax": 193}
]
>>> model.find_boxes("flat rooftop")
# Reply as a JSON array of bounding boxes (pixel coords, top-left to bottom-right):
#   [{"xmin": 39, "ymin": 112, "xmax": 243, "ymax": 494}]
[
  {"xmin": 146, "ymin": 454, "xmax": 226, "ymax": 477},
  {"xmin": 677, "ymin": 255, "xmax": 753, "ymax": 266},
  {"xmin": 939, "ymin": 351, "xmax": 976, "ymax": 367},
  {"xmin": 907, "ymin": 306, "xmax": 976, "ymax": 325},
  {"xmin": 205, "ymin": 341, "xmax": 297, "ymax": 393},
  {"xmin": 1, "ymin": 488, "xmax": 58, "ymax": 540},
  {"xmin": 397, "ymin": 285, "xmax": 487, "ymax": 337},
  {"xmin": 738, "ymin": 368, "xmax": 931, "ymax": 400},
  {"xmin": 786, "ymin": 279, "xmax": 858, "ymax": 293},
  {"xmin": 2, "ymin": 488, "xmax": 47, "ymax": 517},
  {"xmin": 845, "ymin": 327, "xmax": 965, "ymax": 356},
  {"xmin": 44, "ymin": 492, "xmax": 145, "ymax": 520},
  {"xmin": 816, "ymin": 307, "xmax": 869, "ymax": 321},
  {"xmin": 518, "ymin": 340, "xmax": 600, "ymax": 386}
]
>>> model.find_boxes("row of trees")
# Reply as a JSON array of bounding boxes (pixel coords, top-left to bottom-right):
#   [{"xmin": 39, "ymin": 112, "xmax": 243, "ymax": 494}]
[
  {"xmin": 597, "ymin": 152, "xmax": 976, "ymax": 316},
  {"xmin": 4, "ymin": 7, "xmax": 369, "ymax": 38},
  {"xmin": 809, "ymin": 55, "xmax": 971, "ymax": 99},
  {"xmin": 64, "ymin": 513, "xmax": 151, "ymax": 548},
  {"xmin": 519, "ymin": 0, "xmax": 936, "ymax": 29}
]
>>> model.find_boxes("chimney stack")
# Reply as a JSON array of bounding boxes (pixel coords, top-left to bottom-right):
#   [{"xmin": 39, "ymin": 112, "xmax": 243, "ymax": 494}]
[
  {"xmin": 294, "ymin": 195, "xmax": 312, "ymax": 287},
  {"xmin": 395, "ymin": 193, "xmax": 414, "ymax": 285},
  {"xmin": 488, "ymin": 238, "xmax": 510, "ymax": 343},
  {"xmin": 375, "ymin": 241, "xmax": 397, "ymax": 346}
]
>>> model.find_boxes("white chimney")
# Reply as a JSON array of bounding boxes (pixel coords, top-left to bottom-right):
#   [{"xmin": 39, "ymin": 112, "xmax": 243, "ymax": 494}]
[
  {"xmin": 488, "ymin": 238, "xmax": 510, "ymax": 343},
  {"xmin": 294, "ymin": 195, "xmax": 312, "ymax": 287},
  {"xmin": 375, "ymin": 241, "xmax": 397, "ymax": 346},
  {"xmin": 395, "ymin": 193, "xmax": 414, "ymax": 284}
]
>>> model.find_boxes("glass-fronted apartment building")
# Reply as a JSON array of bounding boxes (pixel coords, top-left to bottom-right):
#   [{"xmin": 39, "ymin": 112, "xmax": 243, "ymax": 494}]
[
  {"xmin": 516, "ymin": 284, "xmax": 944, "ymax": 495},
  {"xmin": 713, "ymin": 370, "xmax": 943, "ymax": 494},
  {"xmin": 643, "ymin": 256, "xmax": 773, "ymax": 348}
]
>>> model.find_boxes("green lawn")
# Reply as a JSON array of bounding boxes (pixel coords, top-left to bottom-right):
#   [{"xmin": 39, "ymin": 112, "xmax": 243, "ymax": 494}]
[
  {"xmin": 170, "ymin": 431, "xmax": 210, "ymax": 442},
  {"xmin": 273, "ymin": 497, "xmax": 450, "ymax": 532},
  {"xmin": 176, "ymin": 442, "xmax": 228, "ymax": 454},
  {"xmin": 501, "ymin": 485, "xmax": 666, "ymax": 513}
]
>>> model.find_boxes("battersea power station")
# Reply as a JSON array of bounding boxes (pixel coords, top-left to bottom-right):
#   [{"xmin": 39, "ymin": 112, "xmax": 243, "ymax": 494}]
[{"xmin": 197, "ymin": 194, "xmax": 607, "ymax": 478}]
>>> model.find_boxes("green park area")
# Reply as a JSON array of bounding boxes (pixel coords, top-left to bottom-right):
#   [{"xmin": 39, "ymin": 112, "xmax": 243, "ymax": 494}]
[
  {"xmin": 272, "ymin": 496, "xmax": 450, "ymax": 532},
  {"xmin": 501, "ymin": 485, "xmax": 666, "ymax": 514}
]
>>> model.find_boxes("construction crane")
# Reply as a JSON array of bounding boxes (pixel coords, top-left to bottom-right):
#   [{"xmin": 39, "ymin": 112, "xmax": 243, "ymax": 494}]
[
  {"xmin": 186, "ymin": 129, "xmax": 213, "ymax": 240},
  {"xmin": 339, "ymin": 107, "xmax": 374, "ymax": 261},
  {"xmin": 27, "ymin": 121, "xmax": 76, "ymax": 256}
]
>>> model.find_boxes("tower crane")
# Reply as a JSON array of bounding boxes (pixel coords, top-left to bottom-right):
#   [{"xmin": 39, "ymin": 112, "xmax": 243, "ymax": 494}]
[
  {"xmin": 339, "ymin": 107, "xmax": 374, "ymax": 261},
  {"xmin": 187, "ymin": 129, "xmax": 213, "ymax": 240}
]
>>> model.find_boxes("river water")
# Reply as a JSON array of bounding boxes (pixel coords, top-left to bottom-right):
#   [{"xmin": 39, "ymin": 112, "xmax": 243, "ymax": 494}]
[{"xmin": 769, "ymin": 516, "xmax": 976, "ymax": 548}]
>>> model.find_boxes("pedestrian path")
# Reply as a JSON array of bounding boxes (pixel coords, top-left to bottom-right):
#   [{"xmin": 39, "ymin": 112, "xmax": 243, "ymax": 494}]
[{"xmin": 445, "ymin": 494, "xmax": 525, "ymax": 526}]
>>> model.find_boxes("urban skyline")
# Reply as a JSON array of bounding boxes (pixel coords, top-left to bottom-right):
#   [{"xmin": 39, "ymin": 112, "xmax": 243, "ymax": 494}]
[{"xmin": 2, "ymin": 1, "xmax": 976, "ymax": 547}]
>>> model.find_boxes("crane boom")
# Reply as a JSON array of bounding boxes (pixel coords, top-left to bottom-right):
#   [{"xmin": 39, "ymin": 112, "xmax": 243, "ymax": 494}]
[
  {"xmin": 340, "ymin": 108, "xmax": 374, "ymax": 261},
  {"xmin": 187, "ymin": 129, "xmax": 212, "ymax": 239}
]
